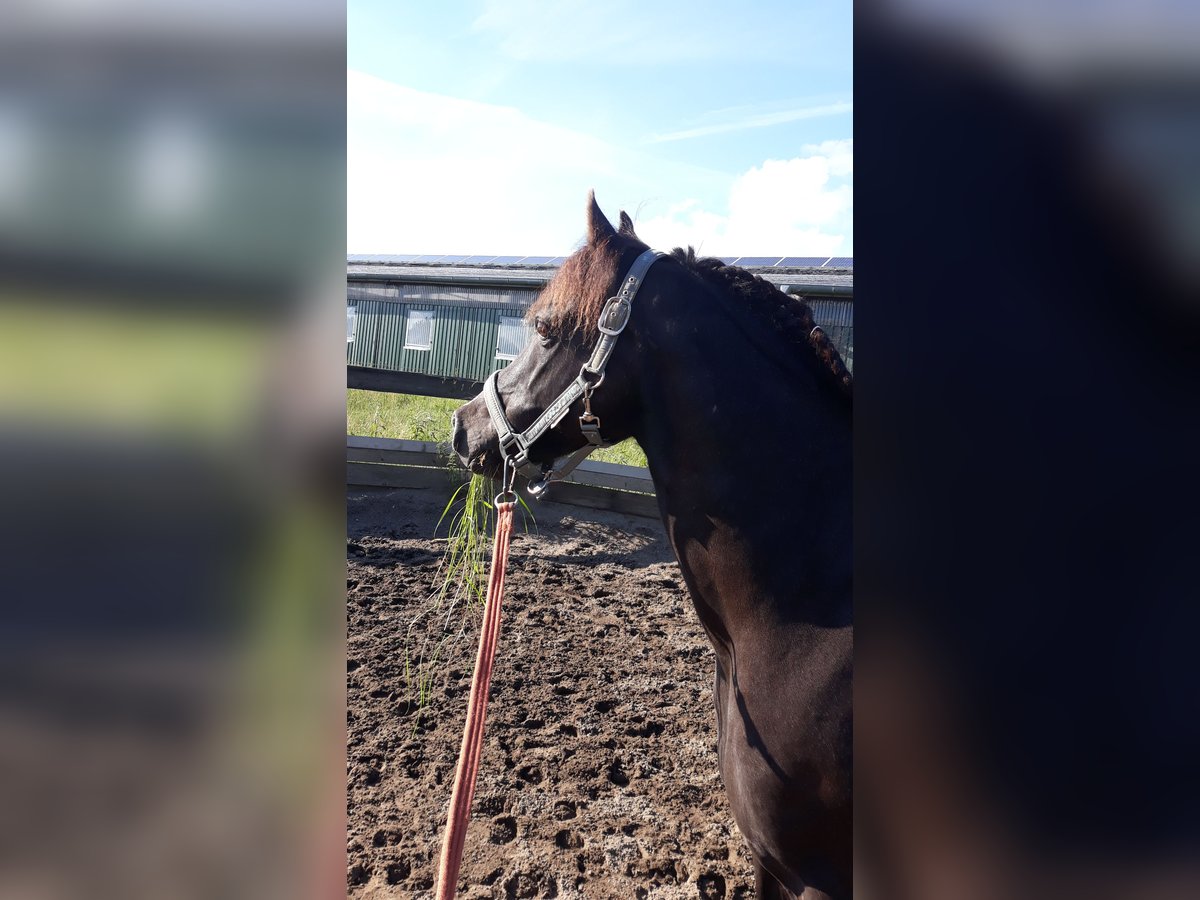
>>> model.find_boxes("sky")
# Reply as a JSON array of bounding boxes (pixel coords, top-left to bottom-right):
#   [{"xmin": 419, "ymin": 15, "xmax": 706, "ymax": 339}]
[{"xmin": 348, "ymin": 1, "xmax": 852, "ymax": 257}]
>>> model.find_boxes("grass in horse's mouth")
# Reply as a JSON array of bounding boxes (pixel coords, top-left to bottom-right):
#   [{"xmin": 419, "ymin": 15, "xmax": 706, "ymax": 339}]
[
  {"xmin": 396, "ymin": 475, "xmax": 495, "ymax": 732},
  {"xmin": 397, "ymin": 474, "xmax": 534, "ymax": 731},
  {"xmin": 435, "ymin": 475, "xmax": 494, "ymax": 609}
]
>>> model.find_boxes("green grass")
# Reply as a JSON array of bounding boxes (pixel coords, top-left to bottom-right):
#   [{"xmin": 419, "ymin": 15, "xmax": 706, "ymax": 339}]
[
  {"xmin": 347, "ymin": 390, "xmax": 460, "ymax": 443},
  {"xmin": 346, "ymin": 389, "xmax": 648, "ymax": 468},
  {"xmin": 433, "ymin": 475, "xmax": 498, "ymax": 609},
  {"xmin": 403, "ymin": 473, "xmax": 540, "ymax": 732},
  {"xmin": 393, "ymin": 472, "xmax": 497, "ymax": 734}
]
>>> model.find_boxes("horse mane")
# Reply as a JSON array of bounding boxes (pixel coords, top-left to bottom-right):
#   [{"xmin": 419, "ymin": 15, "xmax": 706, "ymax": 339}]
[
  {"xmin": 669, "ymin": 246, "xmax": 854, "ymax": 400},
  {"xmin": 529, "ymin": 222, "xmax": 852, "ymax": 401}
]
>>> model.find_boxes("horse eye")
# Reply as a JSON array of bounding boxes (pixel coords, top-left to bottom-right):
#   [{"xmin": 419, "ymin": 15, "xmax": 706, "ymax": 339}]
[{"xmin": 534, "ymin": 317, "xmax": 552, "ymax": 338}]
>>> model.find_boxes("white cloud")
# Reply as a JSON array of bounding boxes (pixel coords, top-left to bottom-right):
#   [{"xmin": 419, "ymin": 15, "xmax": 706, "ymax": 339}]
[
  {"xmin": 634, "ymin": 140, "xmax": 853, "ymax": 256},
  {"xmin": 649, "ymin": 103, "xmax": 852, "ymax": 143},
  {"xmin": 347, "ymin": 70, "xmax": 728, "ymax": 254},
  {"xmin": 348, "ymin": 71, "xmax": 852, "ymax": 257}
]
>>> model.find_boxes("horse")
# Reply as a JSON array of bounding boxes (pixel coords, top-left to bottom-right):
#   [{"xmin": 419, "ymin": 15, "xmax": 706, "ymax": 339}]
[{"xmin": 451, "ymin": 193, "xmax": 852, "ymax": 899}]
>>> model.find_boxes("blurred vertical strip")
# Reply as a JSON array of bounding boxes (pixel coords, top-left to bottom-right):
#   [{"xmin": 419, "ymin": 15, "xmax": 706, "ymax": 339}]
[
  {"xmin": 0, "ymin": 3, "xmax": 346, "ymax": 899},
  {"xmin": 857, "ymin": 2, "xmax": 1200, "ymax": 899}
]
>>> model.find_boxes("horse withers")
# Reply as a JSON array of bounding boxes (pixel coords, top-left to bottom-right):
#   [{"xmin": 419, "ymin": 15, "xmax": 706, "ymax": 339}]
[{"xmin": 452, "ymin": 194, "xmax": 852, "ymax": 900}]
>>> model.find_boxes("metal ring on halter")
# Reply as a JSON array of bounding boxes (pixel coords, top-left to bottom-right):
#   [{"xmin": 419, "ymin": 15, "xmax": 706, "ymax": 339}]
[
  {"xmin": 494, "ymin": 458, "xmax": 518, "ymax": 506},
  {"xmin": 580, "ymin": 367, "xmax": 605, "ymax": 391}
]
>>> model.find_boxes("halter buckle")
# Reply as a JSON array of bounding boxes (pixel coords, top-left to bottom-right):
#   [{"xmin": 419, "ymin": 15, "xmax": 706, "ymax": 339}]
[{"xmin": 597, "ymin": 296, "xmax": 632, "ymax": 336}]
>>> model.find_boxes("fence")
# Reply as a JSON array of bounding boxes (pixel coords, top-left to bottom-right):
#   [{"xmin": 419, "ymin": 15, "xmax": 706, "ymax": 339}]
[{"xmin": 347, "ymin": 435, "xmax": 660, "ymax": 519}]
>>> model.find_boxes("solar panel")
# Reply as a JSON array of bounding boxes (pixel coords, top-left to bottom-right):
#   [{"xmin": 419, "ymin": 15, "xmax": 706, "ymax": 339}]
[
  {"xmin": 778, "ymin": 257, "xmax": 828, "ymax": 267},
  {"xmin": 348, "ymin": 253, "xmax": 853, "ymax": 270},
  {"xmin": 348, "ymin": 254, "xmax": 422, "ymax": 263}
]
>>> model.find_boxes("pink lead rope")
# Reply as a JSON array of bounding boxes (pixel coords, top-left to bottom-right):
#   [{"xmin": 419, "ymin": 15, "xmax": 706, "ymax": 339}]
[{"xmin": 435, "ymin": 498, "xmax": 515, "ymax": 900}]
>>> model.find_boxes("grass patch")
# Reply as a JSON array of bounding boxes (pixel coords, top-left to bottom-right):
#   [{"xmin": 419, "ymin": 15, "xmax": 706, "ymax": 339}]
[
  {"xmin": 347, "ymin": 389, "xmax": 459, "ymax": 443},
  {"xmin": 347, "ymin": 388, "xmax": 648, "ymax": 467}
]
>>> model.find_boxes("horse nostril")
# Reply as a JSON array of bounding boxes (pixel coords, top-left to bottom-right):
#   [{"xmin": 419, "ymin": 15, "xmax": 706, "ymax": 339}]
[{"xmin": 451, "ymin": 414, "xmax": 467, "ymax": 456}]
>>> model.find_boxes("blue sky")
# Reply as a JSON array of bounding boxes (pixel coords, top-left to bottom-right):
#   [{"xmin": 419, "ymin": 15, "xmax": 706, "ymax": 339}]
[{"xmin": 348, "ymin": 1, "xmax": 852, "ymax": 256}]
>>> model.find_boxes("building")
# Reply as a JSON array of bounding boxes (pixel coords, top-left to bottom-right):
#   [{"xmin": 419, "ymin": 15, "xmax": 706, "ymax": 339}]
[{"xmin": 347, "ymin": 256, "xmax": 853, "ymax": 385}]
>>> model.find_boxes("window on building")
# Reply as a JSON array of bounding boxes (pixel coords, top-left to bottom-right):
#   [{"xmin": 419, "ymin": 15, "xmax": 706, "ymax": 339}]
[
  {"xmin": 346, "ymin": 305, "xmax": 357, "ymax": 343},
  {"xmin": 404, "ymin": 309, "xmax": 434, "ymax": 350},
  {"xmin": 496, "ymin": 315, "xmax": 531, "ymax": 360}
]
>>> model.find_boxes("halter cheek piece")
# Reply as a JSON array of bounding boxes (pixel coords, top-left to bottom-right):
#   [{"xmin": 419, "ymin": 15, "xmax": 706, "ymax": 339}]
[{"xmin": 483, "ymin": 248, "xmax": 665, "ymax": 498}]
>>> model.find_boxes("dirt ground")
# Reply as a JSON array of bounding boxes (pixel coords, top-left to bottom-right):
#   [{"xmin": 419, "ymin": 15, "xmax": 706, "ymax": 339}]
[{"xmin": 347, "ymin": 486, "xmax": 756, "ymax": 899}]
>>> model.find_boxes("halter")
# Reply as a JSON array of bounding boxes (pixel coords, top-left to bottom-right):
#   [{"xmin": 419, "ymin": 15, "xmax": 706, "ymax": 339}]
[{"xmin": 483, "ymin": 248, "xmax": 664, "ymax": 498}]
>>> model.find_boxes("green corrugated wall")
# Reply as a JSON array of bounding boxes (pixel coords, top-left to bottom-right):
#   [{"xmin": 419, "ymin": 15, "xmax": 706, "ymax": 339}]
[
  {"xmin": 348, "ymin": 299, "xmax": 530, "ymax": 380},
  {"xmin": 347, "ymin": 288, "xmax": 853, "ymax": 378}
]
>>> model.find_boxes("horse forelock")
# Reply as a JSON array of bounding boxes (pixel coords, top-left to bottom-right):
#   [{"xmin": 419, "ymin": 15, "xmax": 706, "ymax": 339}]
[
  {"xmin": 670, "ymin": 247, "xmax": 854, "ymax": 401},
  {"xmin": 526, "ymin": 233, "xmax": 645, "ymax": 343}
]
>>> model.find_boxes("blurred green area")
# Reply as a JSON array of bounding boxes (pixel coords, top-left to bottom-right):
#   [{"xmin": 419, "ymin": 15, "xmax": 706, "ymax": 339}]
[
  {"xmin": 346, "ymin": 388, "xmax": 650, "ymax": 468},
  {"xmin": 0, "ymin": 298, "xmax": 269, "ymax": 439}
]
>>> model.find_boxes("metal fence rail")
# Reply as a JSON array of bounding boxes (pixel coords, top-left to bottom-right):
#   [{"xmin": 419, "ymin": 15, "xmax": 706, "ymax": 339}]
[
  {"xmin": 347, "ymin": 366, "xmax": 482, "ymax": 399},
  {"xmin": 347, "ymin": 436, "xmax": 660, "ymax": 519}
]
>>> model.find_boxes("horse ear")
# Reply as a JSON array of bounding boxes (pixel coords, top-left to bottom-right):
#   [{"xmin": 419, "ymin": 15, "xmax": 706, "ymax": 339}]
[
  {"xmin": 618, "ymin": 210, "xmax": 638, "ymax": 237},
  {"xmin": 586, "ymin": 190, "xmax": 617, "ymax": 244}
]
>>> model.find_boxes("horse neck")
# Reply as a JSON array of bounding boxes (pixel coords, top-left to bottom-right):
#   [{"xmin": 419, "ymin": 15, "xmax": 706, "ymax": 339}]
[{"xmin": 630, "ymin": 275, "xmax": 852, "ymax": 639}]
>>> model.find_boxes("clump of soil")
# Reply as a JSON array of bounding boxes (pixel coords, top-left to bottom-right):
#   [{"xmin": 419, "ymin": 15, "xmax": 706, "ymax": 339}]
[{"xmin": 347, "ymin": 487, "xmax": 755, "ymax": 898}]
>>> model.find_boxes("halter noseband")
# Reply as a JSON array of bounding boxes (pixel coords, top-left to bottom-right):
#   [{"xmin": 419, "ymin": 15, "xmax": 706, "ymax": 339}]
[{"xmin": 483, "ymin": 248, "xmax": 664, "ymax": 498}]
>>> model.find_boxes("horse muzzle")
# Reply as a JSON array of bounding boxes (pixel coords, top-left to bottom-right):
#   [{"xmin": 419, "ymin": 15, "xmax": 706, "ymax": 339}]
[{"xmin": 451, "ymin": 403, "xmax": 503, "ymax": 477}]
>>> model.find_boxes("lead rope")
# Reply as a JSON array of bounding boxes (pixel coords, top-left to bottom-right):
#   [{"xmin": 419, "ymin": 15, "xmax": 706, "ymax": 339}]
[{"xmin": 434, "ymin": 469, "xmax": 518, "ymax": 900}]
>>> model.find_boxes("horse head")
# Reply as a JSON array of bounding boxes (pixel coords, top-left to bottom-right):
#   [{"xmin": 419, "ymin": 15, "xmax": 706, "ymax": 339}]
[{"xmin": 452, "ymin": 193, "xmax": 648, "ymax": 487}]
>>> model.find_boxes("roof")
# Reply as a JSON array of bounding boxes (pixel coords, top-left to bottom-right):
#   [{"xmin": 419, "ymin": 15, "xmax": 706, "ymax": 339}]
[
  {"xmin": 346, "ymin": 258, "xmax": 853, "ymax": 296},
  {"xmin": 348, "ymin": 253, "xmax": 852, "ymax": 269}
]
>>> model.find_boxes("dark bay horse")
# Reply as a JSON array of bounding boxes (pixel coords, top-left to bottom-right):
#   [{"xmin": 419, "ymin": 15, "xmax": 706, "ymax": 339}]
[{"xmin": 451, "ymin": 194, "xmax": 852, "ymax": 899}]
